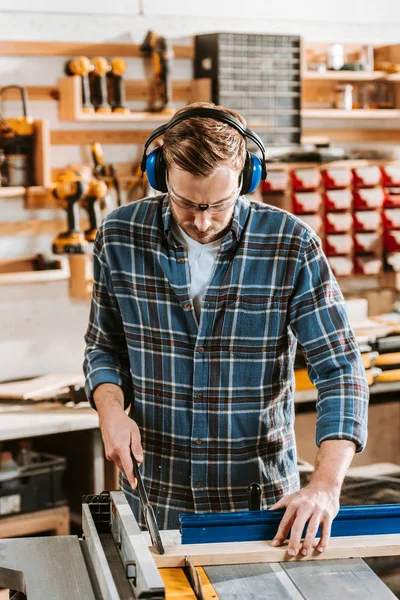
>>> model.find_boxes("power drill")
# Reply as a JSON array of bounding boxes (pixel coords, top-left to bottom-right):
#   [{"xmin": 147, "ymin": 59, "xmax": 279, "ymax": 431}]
[
  {"xmin": 80, "ymin": 179, "xmax": 108, "ymax": 242},
  {"xmin": 140, "ymin": 31, "xmax": 175, "ymax": 113},
  {"xmin": 108, "ymin": 57, "xmax": 130, "ymax": 114},
  {"xmin": 52, "ymin": 171, "xmax": 89, "ymax": 254},
  {"xmin": 0, "ymin": 85, "xmax": 35, "ymax": 186},
  {"xmin": 90, "ymin": 57, "xmax": 112, "ymax": 113},
  {"xmin": 65, "ymin": 56, "xmax": 95, "ymax": 114}
]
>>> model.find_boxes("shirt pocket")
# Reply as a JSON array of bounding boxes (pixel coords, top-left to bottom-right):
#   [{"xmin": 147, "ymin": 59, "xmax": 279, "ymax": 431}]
[{"xmin": 218, "ymin": 294, "xmax": 287, "ymax": 357}]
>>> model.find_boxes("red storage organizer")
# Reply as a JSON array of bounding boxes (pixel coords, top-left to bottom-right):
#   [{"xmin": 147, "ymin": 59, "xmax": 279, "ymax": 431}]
[
  {"xmin": 354, "ymin": 232, "xmax": 381, "ymax": 254},
  {"xmin": 262, "ymin": 170, "xmax": 289, "ymax": 192},
  {"xmin": 292, "ymin": 191, "xmax": 322, "ymax": 214},
  {"xmin": 352, "ymin": 166, "xmax": 382, "ymax": 188},
  {"xmin": 386, "ymin": 252, "xmax": 400, "ymax": 272},
  {"xmin": 328, "ymin": 256, "xmax": 353, "ymax": 277},
  {"xmin": 354, "ymin": 255, "xmax": 383, "ymax": 275},
  {"xmin": 325, "ymin": 212, "xmax": 352, "ymax": 233},
  {"xmin": 326, "ymin": 234, "xmax": 353, "ymax": 256},
  {"xmin": 322, "ymin": 167, "xmax": 352, "ymax": 190},
  {"xmin": 381, "ymin": 165, "xmax": 400, "ymax": 187},
  {"xmin": 291, "ymin": 168, "xmax": 321, "ymax": 191},
  {"xmin": 384, "ymin": 230, "xmax": 400, "ymax": 252},
  {"xmin": 324, "ymin": 189, "xmax": 353, "ymax": 211},
  {"xmin": 353, "ymin": 187, "xmax": 386, "ymax": 210},
  {"xmin": 382, "ymin": 209, "xmax": 400, "ymax": 230},
  {"xmin": 353, "ymin": 211, "xmax": 381, "ymax": 232}
]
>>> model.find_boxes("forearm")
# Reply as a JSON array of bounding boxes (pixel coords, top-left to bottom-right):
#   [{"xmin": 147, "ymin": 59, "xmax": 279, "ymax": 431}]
[
  {"xmin": 93, "ymin": 383, "xmax": 127, "ymax": 423},
  {"xmin": 309, "ymin": 439, "xmax": 356, "ymax": 492}
]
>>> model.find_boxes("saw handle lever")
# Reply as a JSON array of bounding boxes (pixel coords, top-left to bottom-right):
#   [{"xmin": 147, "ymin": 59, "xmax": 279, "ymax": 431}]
[{"xmin": 248, "ymin": 482, "xmax": 262, "ymax": 511}]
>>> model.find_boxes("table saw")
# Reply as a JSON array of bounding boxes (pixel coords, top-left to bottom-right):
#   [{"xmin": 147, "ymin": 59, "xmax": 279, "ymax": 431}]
[{"xmin": 0, "ymin": 491, "xmax": 399, "ymax": 599}]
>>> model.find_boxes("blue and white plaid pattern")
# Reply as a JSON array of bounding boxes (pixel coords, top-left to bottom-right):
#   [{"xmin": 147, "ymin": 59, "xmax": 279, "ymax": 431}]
[{"xmin": 84, "ymin": 195, "xmax": 369, "ymax": 530}]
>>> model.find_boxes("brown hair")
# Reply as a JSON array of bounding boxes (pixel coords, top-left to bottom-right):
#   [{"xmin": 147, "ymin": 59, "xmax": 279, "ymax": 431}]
[{"xmin": 162, "ymin": 102, "xmax": 247, "ymax": 177}]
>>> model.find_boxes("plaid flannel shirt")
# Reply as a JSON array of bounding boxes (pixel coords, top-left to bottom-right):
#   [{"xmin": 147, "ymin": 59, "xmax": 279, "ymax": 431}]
[{"xmin": 83, "ymin": 195, "xmax": 369, "ymax": 530}]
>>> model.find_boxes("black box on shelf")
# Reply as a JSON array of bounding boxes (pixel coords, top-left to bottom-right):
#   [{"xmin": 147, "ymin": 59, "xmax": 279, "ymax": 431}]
[
  {"xmin": 0, "ymin": 451, "xmax": 67, "ymax": 517},
  {"xmin": 194, "ymin": 32, "xmax": 302, "ymax": 147}
]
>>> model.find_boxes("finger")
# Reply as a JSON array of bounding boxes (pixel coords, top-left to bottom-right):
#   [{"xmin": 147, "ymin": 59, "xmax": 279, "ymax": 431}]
[
  {"xmin": 300, "ymin": 515, "xmax": 321, "ymax": 556},
  {"xmin": 119, "ymin": 447, "xmax": 136, "ymax": 489},
  {"xmin": 130, "ymin": 431, "xmax": 144, "ymax": 464},
  {"xmin": 269, "ymin": 495, "xmax": 291, "ymax": 511},
  {"xmin": 288, "ymin": 509, "xmax": 312, "ymax": 556},
  {"xmin": 317, "ymin": 517, "xmax": 332, "ymax": 553},
  {"xmin": 272, "ymin": 505, "xmax": 297, "ymax": 547}
]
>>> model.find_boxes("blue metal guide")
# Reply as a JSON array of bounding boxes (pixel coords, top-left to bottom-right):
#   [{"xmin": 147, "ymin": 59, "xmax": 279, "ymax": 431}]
[{"xmin": 179, "ymin": 504, "xmax": 400, "ymax": 545}]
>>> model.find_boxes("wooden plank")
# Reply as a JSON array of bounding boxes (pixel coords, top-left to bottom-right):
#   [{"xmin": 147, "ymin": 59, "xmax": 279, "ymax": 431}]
[
  {"xmin": 33, "ymin": 119, "xmax": 51, "ymax": 187},
  {"xmin": 0, "ymin": 374, "xmax": 84, "ymax": 400},
  {"xmin": 0, "ymin": 256, "xmax": 38, "ymax": 273},
  {"xmin": 0, "ymin": 40, "xmax": 194, "ymax": 59},
  {"xmin": 0, "ymin": 506, "xmax": 70, "ymax": 538},
  {"xmin": 51, "ymin": 129, "xmax": 152, "ymax": 145},
  {"xmin": 303, "ymin": 109, "xmax": 400, "ymax": 118},
  {"xmin": 158, "ymin": 568, "xmax": 197, "ymax": 599},
  {"xmin": 0, "ymin": 218, "xmax": 89, "ymax": 236},
  {"xmin": 25, "ymin": 185, "xmax": 56, "ymax": 209},
  {"xmin": 150, "ymin": 532, "xmax": 400, "ymax": 568}
]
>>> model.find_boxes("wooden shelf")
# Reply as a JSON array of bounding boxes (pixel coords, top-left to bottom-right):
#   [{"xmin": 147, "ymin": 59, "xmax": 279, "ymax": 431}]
[
  {"xmin": 0, "ymin": 186, "xmax": 25, "ymax": 198},
  {"xmin": 0, "ymin": 255, "xmax": 70, "ymax": 285},
  {"xmin": 304, "ymin": 70, "xmax": 386, "ymax": 81},
  {"xmin": 58, "ymin": 76, "xmax": 211, "ymax": 123},
  {"xmin": 302, "ymin": 109, "xmax": 400, "ymax": 119},
  {"xmin": 386, "ymin": 73, "xmax": 400, "ymax": 81},
  {"xmin": 0, "ymin": 40, "xmax": 193, "ymax": 59}
]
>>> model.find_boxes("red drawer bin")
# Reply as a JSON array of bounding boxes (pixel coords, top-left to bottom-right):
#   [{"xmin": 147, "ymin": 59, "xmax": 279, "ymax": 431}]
[
  {"xmin": 262, "ymin": 170, "xmax": 289, "ymax": 192},
  {"xmin": 325, "ymin": 212, "xmax": 352, "ymax": 233},
  {"xmin": 384, "ymin": 230, "xmax": 400, "ymax": 252},
  {"xmin": 292, "ymin": 191, "xmax": 322, "ymax": 214},
  {"xmin": 322, "ymin": 167, "xmax": 352, "ymax": 190},
  {"xmin": 354, "ymin": 255, "xmax": 382, "ymax": 275},
  {"xmin": 291, "ymin": 168, "xmax": 321, "ymax": 191},
  {"xmin": 353, "ymin": 187, "xmax": 386, "ymax": 210},
  {"xmin": 352, "ymin": 166, "xmax": 382, "ymax": 188},
  {"xmin": 326, "ymin": 234, "xmax": 353, "ymax": 256},
  {"xmin": 328, "ymin": 256, "xmax": 354, "ymax": 277},
  {"xmin": 382, "ymin": 209, "xmax": 400, "ymax": 230},
  {"xmin": 353, "ymin": 211, "xmax": 381, "ymax": 232},
  {"xmin": 298, "ymin": 214, "xmax": 323, "ymax": 235},
  {"xmin": 381, "ymin": 165, "xmax": 400, "ymax": 187},
  {"xmin": 324, "ymin": 189, "xmax": 353, "ymax": 211},
  {"xmin": 354, "ymin": 232, "xmax": 381, "ymax": 254},
  {"xmin": 384, "ymin": 187, "xmax": 400, "ymax": 208}
]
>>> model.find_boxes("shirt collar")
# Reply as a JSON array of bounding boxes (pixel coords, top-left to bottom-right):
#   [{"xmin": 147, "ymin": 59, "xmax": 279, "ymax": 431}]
[{"xmin": 162, "ymin": 194, "xmax": 250, "ymax": 245}]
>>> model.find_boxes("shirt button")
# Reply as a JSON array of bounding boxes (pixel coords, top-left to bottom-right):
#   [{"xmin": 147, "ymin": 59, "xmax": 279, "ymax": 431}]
[
  {"xmin": 177, "ymin": 258, "xmax": 185, "ymax": 264},
  {"xmin": 197, "ymin": 347, "xmax": 205, "ymax": 353},
  {"xmin": 197, "ymin": 392, "xmax": 203, "ymax": 400},
  {"xmin": 194, "ymin": 481, "xmax": 202, "ymax": 488},
  {"xmin": 184, "ymin": 303, "xmax": 191, "ymax": 311},
  {"xmin": 195, "ymin": 438, "xmax": 203, "ymax": 445}
]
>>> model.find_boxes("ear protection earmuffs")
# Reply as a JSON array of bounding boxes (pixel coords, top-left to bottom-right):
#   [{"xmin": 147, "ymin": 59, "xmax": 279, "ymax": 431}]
[{"xmin": 140, "ymin": 107, "xmax": 267, "ymax": 195}]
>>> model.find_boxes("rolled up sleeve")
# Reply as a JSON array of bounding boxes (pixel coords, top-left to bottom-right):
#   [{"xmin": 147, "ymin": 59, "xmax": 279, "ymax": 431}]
[
  {"xmin": 83, "ymin": 225, "xmax": 133, "ymax": 410},
  {"xmin": 288, "ymin": 232, "xmax": 369, "ymax": 452}
]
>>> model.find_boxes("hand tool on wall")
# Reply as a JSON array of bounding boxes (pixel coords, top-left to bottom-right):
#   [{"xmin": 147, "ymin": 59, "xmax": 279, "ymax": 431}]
[
  {"xmin": 80, "ymin": 178, "xmax": 108, "ymax": 243},
  {"xmin": 90, "ymin": 57, "xmax": 112, "ymax": 113},
  {"xmin": 108, "ymin": 57, "xmax": 130, "ymax": 114},
  {"xmin": 140, "ymin": 30, "xmax": 175, "ymax": 113},
  {"xmin": 91, "ymin": 141, "xmax": 122, "ymax": 207},
  {"xmin": 65, "ymin": 56, "xmax": 94, "ymax": 114},
  {"xmin": 0, "ymin": 85, "xmax": 35, "ymax": 186},
  {"xmin": 52, "ymin": 170, "xmax": 89, "ymax": 254}
]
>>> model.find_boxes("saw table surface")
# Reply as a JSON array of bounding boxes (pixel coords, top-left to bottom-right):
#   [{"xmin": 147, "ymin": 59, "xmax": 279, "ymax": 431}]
[{"xmin": 0, "ymin": 535, "xmax": 396, "ymax": 599}]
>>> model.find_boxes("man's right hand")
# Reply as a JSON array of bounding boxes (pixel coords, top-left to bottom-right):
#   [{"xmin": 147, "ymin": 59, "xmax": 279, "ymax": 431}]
[{"xmin": 93, "ymin": 383, "xmax": 143, "ymax": 489}]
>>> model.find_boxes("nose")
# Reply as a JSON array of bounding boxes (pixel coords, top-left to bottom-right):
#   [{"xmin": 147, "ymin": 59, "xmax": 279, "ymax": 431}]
[{"xmin": 194, "ymin": 209, "xmax": 212, "ymax": 232}]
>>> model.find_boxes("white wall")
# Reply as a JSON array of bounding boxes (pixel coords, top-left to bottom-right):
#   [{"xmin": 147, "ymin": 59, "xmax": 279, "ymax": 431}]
[{"xmin": 1, "ymin": 1, "xmax": 400, "ymax": 381}]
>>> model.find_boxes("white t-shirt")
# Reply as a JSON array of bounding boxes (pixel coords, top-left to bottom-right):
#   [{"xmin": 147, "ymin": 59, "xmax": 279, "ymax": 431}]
[{"xmin": 171, "ymin": 222, "xmax": 222, "ymax": 319}]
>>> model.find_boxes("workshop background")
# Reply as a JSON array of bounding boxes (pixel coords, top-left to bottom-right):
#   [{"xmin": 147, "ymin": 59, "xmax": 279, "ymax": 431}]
[{"xmin": 0, "ymin": 2, "xmax": 400, "ymax": 597}]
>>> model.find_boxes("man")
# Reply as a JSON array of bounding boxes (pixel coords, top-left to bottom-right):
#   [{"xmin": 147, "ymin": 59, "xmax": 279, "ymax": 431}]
[{"xmin": 83, "ymin": 102, "xmax": 369, "ymax": 558}]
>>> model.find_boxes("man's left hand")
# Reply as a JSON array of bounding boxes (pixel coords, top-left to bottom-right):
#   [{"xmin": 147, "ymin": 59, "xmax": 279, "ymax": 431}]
[{"xmin": 269, "ymin": 484, "xmax": 340, "ymax": 556}]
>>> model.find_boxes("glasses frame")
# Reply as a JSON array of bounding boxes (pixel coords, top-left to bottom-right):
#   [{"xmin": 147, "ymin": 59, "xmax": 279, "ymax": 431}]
[{"xmin": 166, "ymin": 178, "xmax": 241, "ymax": 214}]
